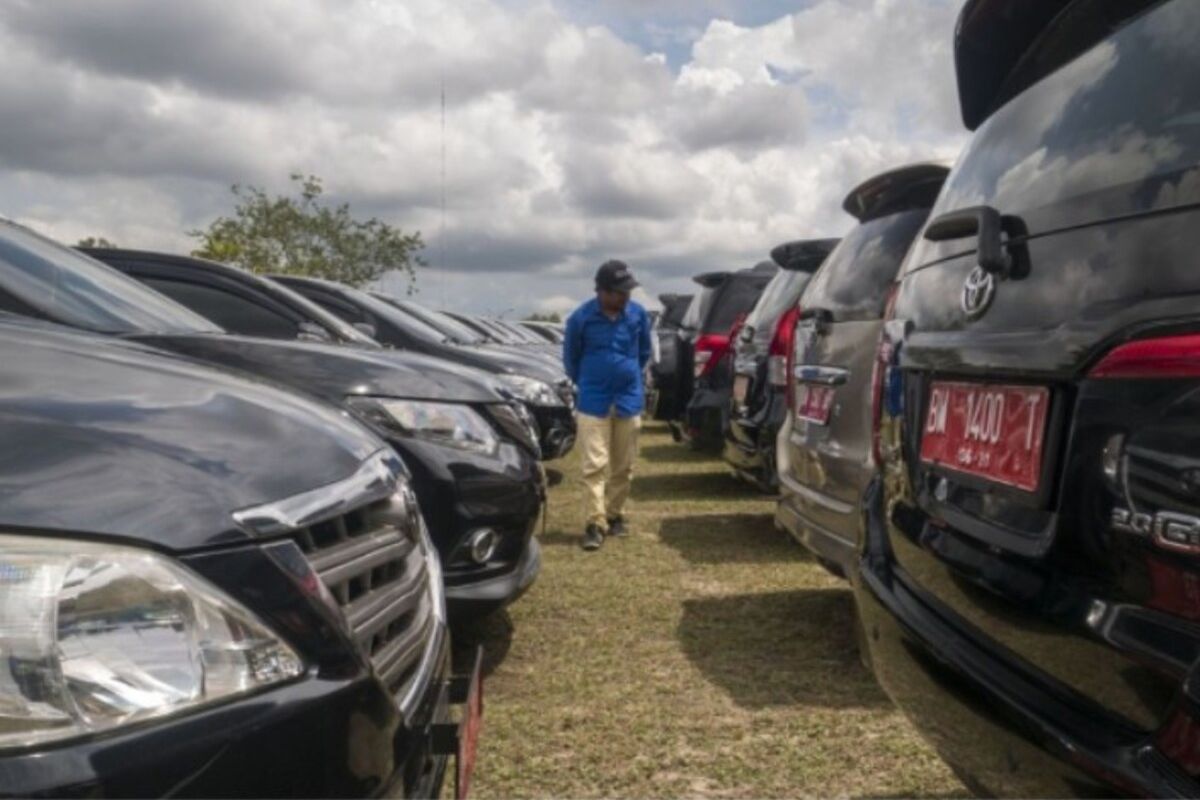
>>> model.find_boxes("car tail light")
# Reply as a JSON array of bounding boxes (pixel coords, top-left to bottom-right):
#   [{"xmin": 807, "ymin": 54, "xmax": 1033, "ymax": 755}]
[
  {"xmin": 1089, "ymin": 334, "xmax": 1200, "ymax": 378},
  {"xmin": 870, "ymin": 284, "xmax": 902, "ymax": 467},
  {"xmin": 694, "ymin": 315, "xmax": 744, "ymax": 379},
  {"xmin": 769, "ymin": 306, "xmax": 802, "ymax": 388}
]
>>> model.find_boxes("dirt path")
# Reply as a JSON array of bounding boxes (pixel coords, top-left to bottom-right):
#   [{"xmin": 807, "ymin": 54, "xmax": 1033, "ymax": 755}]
[{"xmin": 455, "ymin": 423, "xmax": 963, "ymax": 798}]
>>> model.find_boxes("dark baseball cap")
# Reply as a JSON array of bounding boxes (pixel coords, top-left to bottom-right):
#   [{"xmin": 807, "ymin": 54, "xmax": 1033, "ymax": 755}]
[{"xmin": 595, "ymin": 259, "xmax": 639, "ymax": 293}]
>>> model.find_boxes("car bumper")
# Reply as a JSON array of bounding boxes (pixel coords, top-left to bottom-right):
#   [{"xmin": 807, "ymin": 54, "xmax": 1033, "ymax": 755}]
[
  {"xmin": 684, "ymin": 386, "xmax": 728, "ymax": 452},
  {"xmin": 774, "ymin": 488, "xmax": 856, "ymax": 578},
  {"xmin": 530, "ymin": 405, "xmax": 576, "ymax": 460},
  {"xmin": 446, "ymin": 534, "xmax": 542, "ymax": 619},
  {"xmin": 0, "ymin": 638, "xmax": 466, "ymax": 799},
  {"xmin": 856, "ymin": 481, "xmax": 1197, "ymax": 798},
  {"xmin": 722, "ymin": 389, "xmax": 786, "ymax": 477}
]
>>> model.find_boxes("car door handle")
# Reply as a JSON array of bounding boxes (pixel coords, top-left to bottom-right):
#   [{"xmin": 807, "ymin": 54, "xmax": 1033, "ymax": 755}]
[
  {"xmin": 923, "ymin": 204, "xmax": 1023, "ymax": 277},
  {"xmin": 793, "ymin": 365, "xmax": 849, "ymax": 386}
]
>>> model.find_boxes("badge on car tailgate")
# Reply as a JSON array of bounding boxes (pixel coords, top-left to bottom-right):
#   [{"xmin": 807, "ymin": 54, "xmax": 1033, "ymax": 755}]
[{"xmin": 919, "ymin": 381, "xmax": 1050, "ymax": 492}]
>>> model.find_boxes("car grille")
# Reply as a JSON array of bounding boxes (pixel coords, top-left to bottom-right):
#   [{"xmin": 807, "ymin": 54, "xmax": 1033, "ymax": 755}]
[
  {"xmin": 292, "ymin": 487, "xmax": 438, "ymax": 702},
  {"xmin": 487, "ymin": 401, "xmax": 540, "ymax": 453}
]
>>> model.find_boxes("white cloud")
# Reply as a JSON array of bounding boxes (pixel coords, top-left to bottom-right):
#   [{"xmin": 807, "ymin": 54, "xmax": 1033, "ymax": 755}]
[{"xmin": 0, "ymin": 0, "xmax": 968, "ymax": 313}]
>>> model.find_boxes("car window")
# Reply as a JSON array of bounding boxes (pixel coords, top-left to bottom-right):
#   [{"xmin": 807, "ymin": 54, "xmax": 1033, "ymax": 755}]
[
  {"xmin": 332, "ymin": 286, "xmax": 448, "ymax": 345},
  {"xmin": 704, "ymin": 274, "xmax": 772, "ymax": 334},
  {"xmin": 925, "ymin": 0, "xmax": 1200, "ymax": 246},
  {"xmin": 259, "ymin": 277, "xmax": 379, "ymax": 346},
  {"xmin": 802, "ymin": 209, "xmax": 928, "ymax": 320},
  {"xmin": 681, "ymin": 288, "xmax": 715, "ymax": 331},
  {"xmin": 744, "ymin": 270, "xmax": 811, "ymax": 338},
  {"xmin": 393, "ymin": 300, "xmax": 485, "ymax": 345},
  {"xmin": 0, "ymin": 223, "xmax": 221, "ymax": 335},
  {"xmin": 140, "ymin": 277, "xmax": 300, "ymax": 339}
]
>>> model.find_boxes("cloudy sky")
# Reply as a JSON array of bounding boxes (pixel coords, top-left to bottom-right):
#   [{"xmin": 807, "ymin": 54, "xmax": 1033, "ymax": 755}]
[{"xmin": 0, "ymin": 0, "xmax": 968, "ymax": 315}]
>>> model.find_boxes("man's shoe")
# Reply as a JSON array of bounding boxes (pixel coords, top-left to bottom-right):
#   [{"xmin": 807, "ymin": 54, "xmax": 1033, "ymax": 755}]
[
  {"xmin": 582, "ymin": 524, "xmax": 605, "ymax": 551},
  {"xmin": 607, "ymin": 516, "xmax": 629, "ymax": 538}
]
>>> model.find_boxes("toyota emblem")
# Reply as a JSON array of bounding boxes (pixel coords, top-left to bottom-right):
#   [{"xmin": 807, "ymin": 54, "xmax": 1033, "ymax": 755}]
[{"xmin": 961, "ymin": 265, "xmax": 996, "ymax": 319}]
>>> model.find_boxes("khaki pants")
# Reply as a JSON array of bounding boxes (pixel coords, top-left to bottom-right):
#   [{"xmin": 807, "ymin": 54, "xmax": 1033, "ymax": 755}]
[{"xmin": 577, "ymin": 411, "xmax": 641, "ymax": 528}]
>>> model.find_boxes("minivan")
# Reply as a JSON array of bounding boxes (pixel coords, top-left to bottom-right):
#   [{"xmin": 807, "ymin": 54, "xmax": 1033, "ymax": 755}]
[{"xmin": 860, "ymin": 2, "xmax": 1200, "ymax": 795}]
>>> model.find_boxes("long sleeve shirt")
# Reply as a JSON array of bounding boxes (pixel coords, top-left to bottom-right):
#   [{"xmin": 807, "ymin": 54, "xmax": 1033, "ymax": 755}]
[{"xmin": 562, "ymin": 298, "xmax": 652, "ymax": 418}]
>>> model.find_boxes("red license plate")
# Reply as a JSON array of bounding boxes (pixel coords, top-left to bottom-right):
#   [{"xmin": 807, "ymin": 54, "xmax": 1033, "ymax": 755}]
[
  {"xmin": 796, "ymin": 384, "xmax": 836, "ymax": 425},
  {"xmin": 733, "ymin": 375, "xmax": 750, "ymax": 406},
  {"xmin": 456, "ymin": 654, "xmax": 484, "ymax": 799},
  {"xmin": 920, "ymin": 381, "xmax": 1050, "ymax": 492}
]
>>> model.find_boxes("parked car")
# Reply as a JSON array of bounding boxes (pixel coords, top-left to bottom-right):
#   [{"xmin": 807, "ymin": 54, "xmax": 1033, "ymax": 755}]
[
  {"xmin": 520, "ymin": 320, "xmax": 564, "ymax": 344},
  {"xmin": 775, "ymin": 163, "xmax": 947, "ymax": 573},
  {"xmin": 442, "ymin": 310, "xmax": 563, "ymax": 369},
  {"xmin": 724, "ymin": 238, "xmax": 839, "ymax": 491},
  {"xmin": 272, "ymin": 275, "xmax": 576, "ymax": 460},
  {"xmin": 861, "ymin": 2, "xmax": 1200, "ymax": 795},
  {"xmin": 20, "ymin": 237, "xmax": 544, "ymax": 622},
  {"xmin": 682, "ymin": 261, "xmax": 778, "ymax": 452},
  {"xmin": 647, "ymin": 292, "xmax": 693, "ymax": 423},
  {"xmin": 0, "ymin": 316, "xmax": 474, "ymax": 798}
]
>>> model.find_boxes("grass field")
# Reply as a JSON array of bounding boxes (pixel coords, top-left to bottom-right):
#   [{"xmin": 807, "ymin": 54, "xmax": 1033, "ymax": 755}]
[{"xmin": 453, "ymin": 422, "xmax": 964, "ymax": 798}]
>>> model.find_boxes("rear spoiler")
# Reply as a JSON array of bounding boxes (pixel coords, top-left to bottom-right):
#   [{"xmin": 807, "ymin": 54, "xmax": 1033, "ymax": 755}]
[
  {"xmin": 769, "ymin": 238, "xmax": 840, "ymax": 272},
  {"xmin": 842, "ymin": 162, "xmax": 951, "ymax": 223},
  {"xmin": 693, "ymin": 271, "xmax": 732, "ymax": 289},
  {"xmin": 955, "ymin": 0, "xmax": 1151, "ymax": 130}
]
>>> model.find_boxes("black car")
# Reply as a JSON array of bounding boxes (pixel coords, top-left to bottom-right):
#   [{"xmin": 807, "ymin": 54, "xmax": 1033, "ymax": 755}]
[
  {"xmin": 681, "ymin": 261, "xmax": 777, "ymax": 452},
  {"xmin": 17, "ymin": 237, "xmax": 544, "ymax": 623},
  {"xmin": 648, "ymin": 292, "xmax": 693, "ymax": 422},
  {"xmin": 272, "ymin": 275, "xmax": 576, "ymax": 460},
  {"xmin": 0, "ymin": 316, "xmax": 474, "ymax": 798},
  {"xmin": 723, "ymin": 239, "xmax": 838, "ymax": 491},
  {"xmin": 862, "ymin": 1, "xmax": 1200, "ymax": 795},
  {"xmin": 519, "ymin": 320, "xmax": 563, "ymax": 344}
]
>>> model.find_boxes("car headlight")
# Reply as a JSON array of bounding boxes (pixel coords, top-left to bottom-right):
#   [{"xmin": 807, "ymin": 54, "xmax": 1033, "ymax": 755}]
[
  {"xmin": 498, "ymin": 375, "xmax": 566, "ymax": 407},
  {"xmin": 347, "ymin": 397, "xmax": 500, "ymax": 455},
  {"xmin": 0, "ymin": 534, "xmax": 303, "ymax": 749}
]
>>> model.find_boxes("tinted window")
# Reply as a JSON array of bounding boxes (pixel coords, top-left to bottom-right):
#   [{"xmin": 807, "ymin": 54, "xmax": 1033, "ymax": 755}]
[
  {"xmin": 395, "ymin": 301, "xmax": 485, "ymax": 345},
  {"xmin": 744, "ymin": 269, "xmax": 811, "ymax": 341},
  {"xmin": 0, "ymin": 223, "xmax": 220, "ymax": 335},
  {"xmin": 802, "ymin": 209, "xmax": 928, "ymax": 319},
  {"xmin": 921, "ymin": 0, "xmax": 1200, "ymax": 255},
  {"xmin": 334, "ymin": 287, "xmax": 447, "ymax": 345},
  {"xmin": 682, "ymin": 287, "xmax": 716, "ymax": 331},
  {"xmin": 705, "ymin": 274, "xmax": 773, "ymax": 334},
  {"xmin": 260, "ymin": 277, "xmax": 379, "ymax": 347},
  {"xmin": 141, "ymin": 278, "xmax": 299, "ymax": 339}
]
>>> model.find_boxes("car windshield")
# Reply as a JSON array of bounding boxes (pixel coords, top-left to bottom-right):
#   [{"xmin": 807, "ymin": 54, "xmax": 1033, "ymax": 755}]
[
  {"xmin": 0, "ymin": 221, "xmax": 222, "ymax": 335},
  {"xmin": 334, "ymin": 286, "xmax": 449, "ymax": 344},
  {"xmin": 261, "ymin": 276, "xmax": 381, "ymax": 347},
  {"xmin": 385, "ymin": 298, "xmax": 485, "ymax": 345}
]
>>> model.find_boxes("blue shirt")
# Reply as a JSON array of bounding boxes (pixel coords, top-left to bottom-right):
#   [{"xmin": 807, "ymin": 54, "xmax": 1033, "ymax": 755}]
[{"xmin": 563, "ymin": 298, "xmax": 652, "ymax": 418}]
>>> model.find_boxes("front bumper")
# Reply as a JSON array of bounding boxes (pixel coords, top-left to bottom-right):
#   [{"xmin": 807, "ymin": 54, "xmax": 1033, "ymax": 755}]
[
  {"xmin": 856, "ymin": 481, "xmax": 1196, "ymax": 798},
  {"xmin": 393, "ymin": 438, "xmax": 545, "ymax": 622},
  {"xmin": 530, "ymin": 404, "xmax": 576, "ymax": 460},
  {"xmin": 0, "ymin": 634, "xmax": 466, "ymax": 799}
]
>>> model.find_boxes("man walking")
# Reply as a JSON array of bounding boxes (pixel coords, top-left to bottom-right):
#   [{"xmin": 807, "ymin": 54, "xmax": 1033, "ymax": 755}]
[{"xmin": 563, "ymin": 260, "xmax": 652, "ymax": 551}]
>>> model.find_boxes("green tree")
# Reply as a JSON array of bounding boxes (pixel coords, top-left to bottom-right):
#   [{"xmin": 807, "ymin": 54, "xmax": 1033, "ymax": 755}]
[
  {"xmin": 190, "ymin": 174, "xmax": 424, "ymax": 289},
  {"xmin": 525, "ymin": 312, "xmax": 562, "ymax": 323},
  {"xmin": 77, "ymin": 236, "xmax": 118, "ymax": 248}
]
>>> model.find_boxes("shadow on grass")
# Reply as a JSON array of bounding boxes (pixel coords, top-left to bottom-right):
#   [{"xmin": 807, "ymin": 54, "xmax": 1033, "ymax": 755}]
[
  {"xmin": 538, "ymin": 529, "xmax": 583, "ymax": 548},
  {"xmin": 639, "ymin": 442, "xmax": 706, "ymax": 465},
  {"xmin": 659, "ymin": 513, "xmax": 807, "ymax": 564},
  {"xmin": 631, "ymin": 470, "xmax": 753, "ymax": 502},
  {"xmin": 678, "ymin": 588, "xmax": 887, "ymax": 709},
  {"xmin": 451, "ymin": 609, "xmax": 514, "ymax": 678}
]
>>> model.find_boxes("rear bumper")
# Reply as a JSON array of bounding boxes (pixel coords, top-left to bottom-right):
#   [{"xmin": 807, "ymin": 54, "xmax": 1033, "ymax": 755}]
[
  {"xmin": 856, "ymin": 481, "xmax": 1197, "ymax": 798},
  {"xmin": 723, "ymin": 388, "xmax": 786, "ymax": 477},
  {"xmin": 684, "ymin": 386, "xmax": 728, "ymax": 452},
  {"xmin": 774, "ymin": 488, "xmax": 855, "ymax": 577}
]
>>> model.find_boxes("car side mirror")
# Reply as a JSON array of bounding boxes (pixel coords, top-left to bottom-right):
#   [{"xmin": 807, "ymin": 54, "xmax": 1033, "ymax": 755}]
[
  {"xmin": 297, "ymin": 321, "xmax": 332, "ymax": 342},
  {"xmin": 352, "ymin": 322, "xmax": 377, "ymax": 339}
]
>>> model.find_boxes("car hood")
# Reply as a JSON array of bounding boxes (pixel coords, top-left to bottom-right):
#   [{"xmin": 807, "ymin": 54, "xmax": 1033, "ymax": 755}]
[
  {"xmin": 135, "ymin": 334, "xmax": 506, "ymax": 405},
  {"xmin": 454, "ymin": 343, "xmax": 565, "ymax": 384},
  {"xmin": 0, "ymin": 321, "xmax": 382, "ymax": 550}
]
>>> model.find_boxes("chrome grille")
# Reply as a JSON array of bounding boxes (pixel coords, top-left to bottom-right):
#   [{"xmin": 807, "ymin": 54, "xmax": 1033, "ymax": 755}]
[
  {"xmin": 233, "ymin": 451, "xmax": 442, "ymax": 718},
  {"xmin": 293, "ymin": 491, "xmax": 437, "ymax": 700}
]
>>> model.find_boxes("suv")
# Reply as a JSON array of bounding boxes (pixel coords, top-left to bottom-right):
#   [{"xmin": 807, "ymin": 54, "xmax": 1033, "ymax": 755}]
[
  {"xmin": 0, "ymin": 317, "xmax": 473, "ymax": 798},
  {"xmin": 12, "ymin": 235, "xmax": 543, "ymax": 623},
  {"xmin": 776, "ymin": 164, "xmax": 947, "ymax": 574},
  {"xmin": 271, "ymin": 275, "xmax": 576, "ymax": 460},
  {"xmin": 647, "ymin": 293, "xmax": 693, "ymax": 423},
  {"xmin": 682, "ymin": 262, "xmax": 778, "ymax": 451},
  {"xmin": 861, "ymin": 2, "xmax": 1200, "ymax": 795},
  {"xmin": 724, "ymin": 239, "xmax": 839, "ymax": 491}
]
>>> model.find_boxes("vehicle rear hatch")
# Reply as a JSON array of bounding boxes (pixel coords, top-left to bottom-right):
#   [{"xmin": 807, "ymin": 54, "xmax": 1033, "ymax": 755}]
[
  {"xmin": 787, "ymin": 165, "xmax": 946, "ymax": 537},
  {"xmin": 888, "ymin": 0, "xmax": 1200, "ymax": 741},
  {"xmin": 655, "ymin": 275, "xmax": 726, "ymax": 421},
  {"xmin": 693, "ymin": 262, "xmax": 776, "ymax": 395}
]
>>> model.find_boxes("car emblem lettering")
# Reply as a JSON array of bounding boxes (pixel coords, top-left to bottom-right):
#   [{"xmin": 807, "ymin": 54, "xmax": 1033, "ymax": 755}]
[
  {"xmin": 961, "ymin": 265, "xmax": 996, "ymax": 319},
  {"xmin": 1112, "ymin": 507, "xmax": 1200, "ymax": 555}
]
